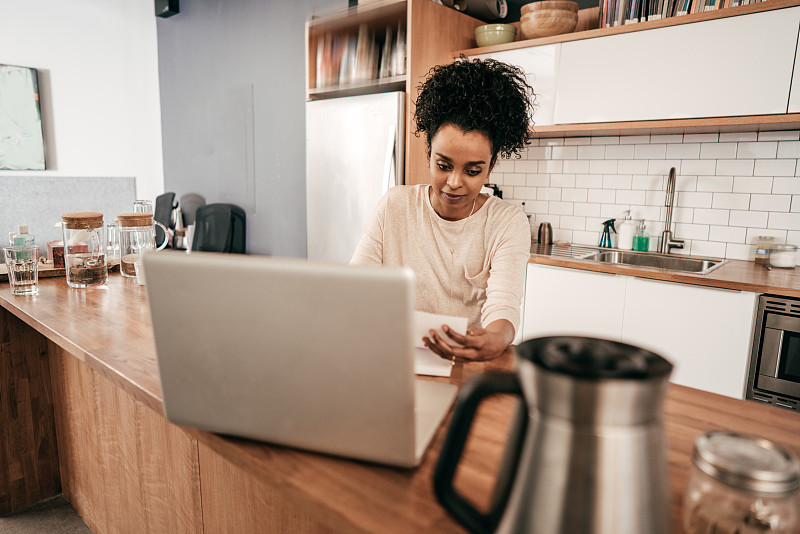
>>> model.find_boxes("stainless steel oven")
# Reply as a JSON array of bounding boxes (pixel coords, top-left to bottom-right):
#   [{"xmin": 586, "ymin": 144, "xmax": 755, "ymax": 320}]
[{"xmin": 746, "ymin": 294, "xmax": 800, "ymax": 411}]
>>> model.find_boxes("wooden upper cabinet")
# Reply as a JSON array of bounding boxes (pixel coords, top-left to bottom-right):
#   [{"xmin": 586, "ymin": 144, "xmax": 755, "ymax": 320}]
[{"xmin": 555, "ymin": 6, "xmax": 800, "ymax": 124}]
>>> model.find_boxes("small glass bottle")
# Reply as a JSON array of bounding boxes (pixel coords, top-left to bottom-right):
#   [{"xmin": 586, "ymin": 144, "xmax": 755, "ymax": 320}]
[
  {"xmin": 755, "ymin": 235, "xmax": 776, "ymax": 265},
  {"xmin": 684, "ymin": 431, "xmax": 800, "ymax": 534}
]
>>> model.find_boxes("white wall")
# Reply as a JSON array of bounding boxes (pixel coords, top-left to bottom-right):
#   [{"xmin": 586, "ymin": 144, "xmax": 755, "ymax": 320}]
[
  {"xmin": 494, "ymin": 130, "xmax": 800, "ymax": 263},
  {"xmin": 0, "ymin": 0, "xmax": 164, "ymax": 201}
]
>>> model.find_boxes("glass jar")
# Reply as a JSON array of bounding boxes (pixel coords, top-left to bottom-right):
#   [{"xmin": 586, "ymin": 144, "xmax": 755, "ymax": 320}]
[
  {"xmin": 770, "ymin": 244, "xmax": 798, "ymax": 269},
  {"xmin": 684, "ymin": 431, "xmax": 800, "ymax": 534},
  {"xmin": 61, "ymin": 212, "xmax": 107, "ymax": 288},
  {"xmin": 116, "ymin": 213, "xmax": 169, "ymax": 278},
  {"xmin": 755, "ymin": 236, "xmax": 776, "ymax": 265}
]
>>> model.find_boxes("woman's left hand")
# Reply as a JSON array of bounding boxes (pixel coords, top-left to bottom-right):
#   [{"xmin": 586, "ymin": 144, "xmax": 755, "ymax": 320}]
[{"xmin": 422, "ymin": 320, "xmax": 514, "ymax": 363}]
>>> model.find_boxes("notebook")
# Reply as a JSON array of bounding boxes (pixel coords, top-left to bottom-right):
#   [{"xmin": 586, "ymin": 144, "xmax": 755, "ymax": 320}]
[{"xmin": 143, "ymin": 251, "xmax": 458, "ymax": 468}]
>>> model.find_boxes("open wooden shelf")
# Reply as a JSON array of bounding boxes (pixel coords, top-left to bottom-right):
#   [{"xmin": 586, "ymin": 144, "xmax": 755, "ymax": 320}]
[{"xmin": 308, "ymin": 75, "xmax": 407, "ymax": 100}]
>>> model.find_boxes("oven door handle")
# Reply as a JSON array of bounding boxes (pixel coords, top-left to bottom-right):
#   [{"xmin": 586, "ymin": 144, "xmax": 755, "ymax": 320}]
[{"xmin": 759, "ymin": 328, "xmax": 784, "ymax": 378}]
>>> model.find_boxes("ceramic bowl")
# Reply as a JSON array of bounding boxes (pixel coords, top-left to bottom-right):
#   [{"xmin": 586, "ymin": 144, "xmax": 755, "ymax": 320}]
[
  {"xmin": 520, "ymin": 0, "xmax": 579, "ymax": 39},
  {"xmin": 474, "ymin": 24, "xmax": 517, "ymax": 47}
]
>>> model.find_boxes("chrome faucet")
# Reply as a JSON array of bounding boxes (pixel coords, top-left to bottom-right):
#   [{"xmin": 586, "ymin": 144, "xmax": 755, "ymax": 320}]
[{"xmin": 660, "ymin": 167, "xmax": 685, "ymax": 254}]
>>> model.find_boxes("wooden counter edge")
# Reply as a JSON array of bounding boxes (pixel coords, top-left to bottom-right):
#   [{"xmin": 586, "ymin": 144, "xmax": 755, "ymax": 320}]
[{"xmin": 529, "ymin": 254, "xmax": 800, "ymax": 298}]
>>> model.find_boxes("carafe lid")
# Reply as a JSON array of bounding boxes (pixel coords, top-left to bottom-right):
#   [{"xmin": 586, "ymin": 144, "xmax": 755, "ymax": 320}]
[
  {"xmin": 117, "ymin": 212, "xmax": 154, "ymax": 227},
  {"xmin": 517, "ymin": 336, "xmax": 672, "ymax": 380},
  {"xmin": 62, "ymin": 212, "xmax": 103, "ymax": 229}
]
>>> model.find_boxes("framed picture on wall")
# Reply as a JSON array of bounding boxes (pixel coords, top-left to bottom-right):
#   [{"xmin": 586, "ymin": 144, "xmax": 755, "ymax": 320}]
[{"xmin": 0, "ymin": 65, "xmax": 45, "ymax": 170}]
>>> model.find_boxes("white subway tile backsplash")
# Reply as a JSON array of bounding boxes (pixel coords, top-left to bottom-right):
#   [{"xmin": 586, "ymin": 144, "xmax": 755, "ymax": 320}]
[
  {"xmin": 615, "ymin": 189, "xmax": 646, "ymax": 205},
  {"xmin": 709, "ymin": 225, "xmax": 746, "ymax": 243},
  {"xmin": 574, "ymin": 203, "xmax": 600, "ymax": 217},
  {"xmin": 719, "ymin": 132, "xmax": 758, "ymax": 142},
  {"xmin": 588, "ymin": 189, "xmax": 616, "ymax": 204},
  {"xmin": 738, "ymin": 141, "xmax": 777, "ymax": 159},
  {"xmin": 589, "ymin": 160, "xmax": 618, "ymax": 174},
  {"xmin": 620, "ymin": 135, "xmax": 650, "ymax": 145},
  {"xmin": 549, "ymin": 201, "xmax": 574, "ymax": 215},
  {"xmin": 717, "ymin": 159, "xmax": 754, "ymax": 176},
  {"xmin": 539, "ymin": 160, "xmax": 564, "ymax": 174},
  {"xmin": 759, "ymin": 131, "xmax": 800, "ymax": 141},
  {"xmin": 777, "ymin": 141, "xmax": 800, "ymax": 159},
  {"xmin": 577, "ymin": 145, "xmax": 605, "ymax": 160},
  {"xmin": 508, "ymin": 131, "xmax": 800, "ymax": 257},
  {"xmin": 666, "ymin": 143, "xmax": 700, "ymax": 159},
  {"xmin": 682, "ymin": 159, "xmax": 717, "ymax": 176},
  {"xmin": 697, "ymin": 176, "xmax": 733, "ymax": 193},
  {"xmin": 750, "ymin": 194, "xmax": 791, "ymax": 212},
  {"xmin": 768, "ymin": 213, "xmax": 800, "ymax": 231},
  {"xmin": 618, "ymin": 160, "xmax": 650, "ymax": 174},
  {"xmin": 694, "ymin": 209, "xmax": 729, "ymax": 225},
  {"xmin": 605, "ymin": 144, "xmax": 636, "ymax": 159},
  {"xmin": 563, "ymin": 160, "xmax": 590, "ymax": 173},
  {"xmin": 538, "ymin": 188, "xmax": 562, "ymax": 201},
  {"xmin": 551, "ymin": 146, "xmax": 578, "ymax": 160},
  {"xmin": 602, "ymin": 174, "xmax": 632, "ymax": 189},
  {"xmin": 732, "ymin": 176, "xmax": 773, "ymax": 194},
  {"xmin": 635, "ymin": 144, "xmax": 667, "ymax": 159},
  {"xmin": 564, "ymin": 137, "xmax": 591, "ymax": 145},
  {"xmin": 712, "ymin": 193, "xmax": 750, "ymax": 210},
  {"xmin": 562, "ymin": 188, "xmax": 588, "ymax": 202},
  {"xmin": 576, "ymin": 174, "xmax": 602, "ymax": 188},
  {"xmin": 551, "ymin": 174, "xmax": 576, "ymax": 188},
  {"xmin": 526, "ymin": 174, "xmax": 550, "ymax": 187},
  {"xmin": 650, "ymin": 134, "xmax": 684, "ymax": 144},
  {"xmin": 755, "ymin": 159, "xmax": 797, "ymax": 177},
  {"xmin": 684, "ymin": 133, "xmax": 719, "ymax": 143},
  {"xmin": 700, "ymin": 143, "xmax": 737, "ymax": 159},
  {"xmin": 675, "ymin": 191, "xmax": 712, "ymax": 208},
  {"xmin": 729, "ymin": 210, "xmax": 768, "ymax": 228}
]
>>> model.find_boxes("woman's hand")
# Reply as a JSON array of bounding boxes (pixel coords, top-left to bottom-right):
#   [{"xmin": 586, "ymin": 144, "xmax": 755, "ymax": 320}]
[{"xmin": 422, "ymin": 319, "xmax": 514, "ymax": 363}]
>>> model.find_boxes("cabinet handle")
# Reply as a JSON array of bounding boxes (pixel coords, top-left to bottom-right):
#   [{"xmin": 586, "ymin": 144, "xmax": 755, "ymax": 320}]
[
  {"xmin": 632, "ymin": 276, "xmax": 741, "ymax": 293},
  {"xmin": 535, "ymin": 264, "xmax": 620, "ymax": 277}
]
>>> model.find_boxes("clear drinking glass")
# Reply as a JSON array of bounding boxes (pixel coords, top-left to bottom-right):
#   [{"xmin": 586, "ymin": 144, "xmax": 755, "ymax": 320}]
[
  {"xmin": 3, "ymin": 246, "xmax": 39, "ymax": 296},
  {"xmin": 133, "ymin": 200, "xmax": 154, "ymax": 214}
]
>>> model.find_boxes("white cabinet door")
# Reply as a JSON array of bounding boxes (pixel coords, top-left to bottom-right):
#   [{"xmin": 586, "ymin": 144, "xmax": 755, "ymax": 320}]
[
  {"xmin": 475, "ymin": 45, "xmax": 560, "ymax": 126},
  {"xmin": 555, "ymin": 7, "xmax": 800, "ymax": 124},
  {"xmin": 522, "ymin": 264, "xmax": 626, "ymax": 341},
  {"xmin": 621, "ymin": 277, "xmax": 757, "ymax": 399},
  {"xmin": 789, "ymin": 21, "xmax": 800, "ymax": 113}
]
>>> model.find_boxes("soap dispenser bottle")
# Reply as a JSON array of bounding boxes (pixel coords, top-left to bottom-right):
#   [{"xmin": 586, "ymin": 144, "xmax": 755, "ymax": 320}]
[
  {"xmin": 633, "ymin": 220, "xmax": 650, "ymax": 252},
  {"xmin": 599, "ymin": 219, "xmax": 616, "ymax": 248},
  {"xmin": 617, "ymin": 211, "xmax": 636, "ymax": 250}
]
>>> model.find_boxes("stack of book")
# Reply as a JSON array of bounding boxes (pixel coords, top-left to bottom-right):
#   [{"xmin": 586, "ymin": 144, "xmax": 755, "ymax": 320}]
[
  {"xmin": 599, "ymin": 0, "xmax": 764, "ymax": 26},
  {"xmin": 315, "ymin": 21, "xmax": 406, "ymax": 89}
]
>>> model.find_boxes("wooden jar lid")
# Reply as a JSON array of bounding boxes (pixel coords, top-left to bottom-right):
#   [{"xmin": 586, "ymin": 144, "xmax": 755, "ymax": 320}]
[
  {"xmin": 61, "ymin": 212, "xmax": 104, "ymax": 229},
  {"xmin": 116, "ymin": 212, "xmax": 154, "ymax": 227}
]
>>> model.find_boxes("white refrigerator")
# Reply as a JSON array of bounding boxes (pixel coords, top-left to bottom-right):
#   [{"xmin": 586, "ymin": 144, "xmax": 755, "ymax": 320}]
[{"xmin": 306, "ymin": 91, "xmax": 405, "ymax": 263}]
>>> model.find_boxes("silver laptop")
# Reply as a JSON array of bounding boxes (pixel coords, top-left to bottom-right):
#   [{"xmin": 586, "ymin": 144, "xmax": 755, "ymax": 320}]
[{"xmin": 143, "ymin": 251, "xmax": 457, "ymax": 468}]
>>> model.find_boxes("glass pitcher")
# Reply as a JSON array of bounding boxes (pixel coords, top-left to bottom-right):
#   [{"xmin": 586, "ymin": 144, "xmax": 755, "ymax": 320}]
[
  {"xmin": 61, "ymin": 212, "xmax": 108, "ymax": 288},
  {"xmin": 116, "ymin": 213, "xmax": 169, "ymax": 278}
]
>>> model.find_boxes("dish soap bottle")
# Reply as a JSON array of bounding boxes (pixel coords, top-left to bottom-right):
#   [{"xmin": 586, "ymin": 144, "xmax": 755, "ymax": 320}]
[
  {"xmin": 599, "ymin": 219, "xmax": 616, "ymax": 248},
  {"xmin": 632, "ymin": 220, "xmax": 650, "ymax": 252},
  {"xmin": 617, "ymin": 210, "xmax": 636, "ymax": 250}
]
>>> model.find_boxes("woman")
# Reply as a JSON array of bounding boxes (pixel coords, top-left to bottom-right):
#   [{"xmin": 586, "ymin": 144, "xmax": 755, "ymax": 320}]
[{"xmin": 351, "ymin": 57, "xmax": 535, "ymax": 362}]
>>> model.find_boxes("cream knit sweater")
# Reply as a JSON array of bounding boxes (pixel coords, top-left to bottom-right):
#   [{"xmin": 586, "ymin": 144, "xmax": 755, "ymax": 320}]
[{"xmin": 351, "ymin": 185, "xmax": 531, "ymax": 336}]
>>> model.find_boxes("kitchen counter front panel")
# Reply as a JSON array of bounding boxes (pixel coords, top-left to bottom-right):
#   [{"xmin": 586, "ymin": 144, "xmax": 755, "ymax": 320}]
[{"xmin": 2, "ymin": 274, "xmax": 800, "ymax": 532}]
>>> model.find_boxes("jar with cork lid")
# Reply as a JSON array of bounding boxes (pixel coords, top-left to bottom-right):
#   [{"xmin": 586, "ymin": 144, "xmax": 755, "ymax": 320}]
[
  {"xmin": 116, "ymin": 213, "xmax": 169, "ymax": 278},
  {"xmin": 683, "ymin": 431, "xmax": 799, "ymax": 534},
  {"xmin": 61, "ymin": 212, "xmax": 107, "ymax": 288}
]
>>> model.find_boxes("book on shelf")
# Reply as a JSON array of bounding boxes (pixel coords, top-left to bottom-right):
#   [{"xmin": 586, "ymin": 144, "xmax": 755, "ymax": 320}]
[
  {"xmin": 598, "ymin": 0, "xmax": 761, "ymax": 27},
  {"xmin": 313, "ymin": 18, "xmax": 406, "ymax": 91}
]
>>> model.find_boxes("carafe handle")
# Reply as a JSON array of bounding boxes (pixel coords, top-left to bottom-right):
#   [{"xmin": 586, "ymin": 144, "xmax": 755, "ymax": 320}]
[
  {"xmin": 433, "ymin": 372, "xmax": 527, "ymax": 534},
  {"xmin": 154, "ymin": 221, "xmax": 169, "ymax": 251}
]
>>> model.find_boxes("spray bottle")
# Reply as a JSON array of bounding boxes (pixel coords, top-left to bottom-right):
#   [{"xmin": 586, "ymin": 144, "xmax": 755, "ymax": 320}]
[{"xmin": 599, "ymin": 219, "xmax": 616, "ymax": 248}]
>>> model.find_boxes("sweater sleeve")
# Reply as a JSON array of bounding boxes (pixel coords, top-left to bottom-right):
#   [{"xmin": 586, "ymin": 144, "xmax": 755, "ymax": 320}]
[
  {"xmin": 480, "ymin": 209, "xmax": 531, "ymax": 337},
  {"xmin": 349, "ymin": 191, "xmax": 387, "ymax": 265}
]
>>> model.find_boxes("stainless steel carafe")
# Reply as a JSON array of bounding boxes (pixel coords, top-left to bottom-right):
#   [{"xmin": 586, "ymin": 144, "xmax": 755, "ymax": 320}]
[{"xmin": 434, "ymin": 336, "xmax": 674, "ymax": 534}]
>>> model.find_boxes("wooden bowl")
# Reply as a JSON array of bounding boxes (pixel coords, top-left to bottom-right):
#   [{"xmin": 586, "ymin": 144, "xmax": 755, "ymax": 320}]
[{"xmin": 520, "ymin": 0, "xmax": 579, "ymax": 39}]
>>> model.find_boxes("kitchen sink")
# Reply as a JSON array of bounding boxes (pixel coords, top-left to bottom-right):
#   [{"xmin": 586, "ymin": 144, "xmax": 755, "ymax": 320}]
[{"xmin": 581, "ymin": 250, "xmax": 726, "ymax": 274}]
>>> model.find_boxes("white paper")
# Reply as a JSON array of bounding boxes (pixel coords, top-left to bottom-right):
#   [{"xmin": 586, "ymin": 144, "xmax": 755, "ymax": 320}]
[{"xmin": 413, "ymin": 311, "xmax": 468, "ymax": 377}]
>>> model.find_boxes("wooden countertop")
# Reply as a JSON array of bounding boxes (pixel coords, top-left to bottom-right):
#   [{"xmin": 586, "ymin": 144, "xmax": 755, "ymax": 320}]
[
  {"xmin": 530, "ymin": 248, "xmax": 800, "ymax": 298},
  {"xmin": 2, "ymin": 274, "xmax": 800, "ymax": 533}
]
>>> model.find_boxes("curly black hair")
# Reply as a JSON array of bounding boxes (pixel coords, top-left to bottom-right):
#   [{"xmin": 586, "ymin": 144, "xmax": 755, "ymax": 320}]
[{"xmin": 414, "ymin": 57, "xmax": 535, "ymax": 163}]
